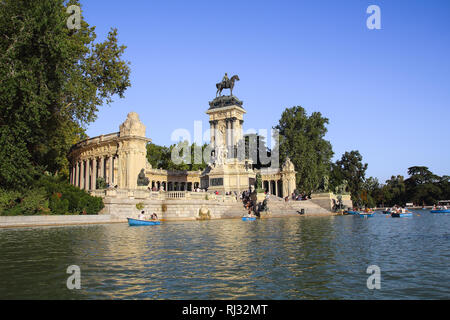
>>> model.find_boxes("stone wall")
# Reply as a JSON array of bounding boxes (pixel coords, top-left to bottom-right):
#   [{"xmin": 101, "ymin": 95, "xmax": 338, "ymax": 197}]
[
  {"xmin": 101, "ymin": 197, "xmax": 242, "ymax": 221},
  {"xmin": 0, "ymin": 215, "xmax": 114, "ymax": 228}
]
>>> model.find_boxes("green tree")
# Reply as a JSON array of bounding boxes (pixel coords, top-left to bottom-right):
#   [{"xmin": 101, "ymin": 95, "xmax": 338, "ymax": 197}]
[
  {"xmin": 146, "ymin": 143, "xmax": 171, "ymax": 169},
  {"xmin": 244, "ymin": 133, "xmax": 272, "ymax": 169},
  {"xmin": 361, "ymin": 177, "xmax": 381, "ymax": 208},
  {"xmin": 405, "ymin": 166, "xmax": 441, "ymax": 205},
  {"xmin": 333, "ymin": 151, "xmax": 368, "ymax": 205},
  {"xmin": 383, "ymin": 175, "xmax": 406, "ymax": 206},
  {"xmin": 275, "ymin": 106, "xmax": 333, "ymax": 193},
  {"xmin": 0, "ymin": 0, "xmax": 130, "ymax": 189}
]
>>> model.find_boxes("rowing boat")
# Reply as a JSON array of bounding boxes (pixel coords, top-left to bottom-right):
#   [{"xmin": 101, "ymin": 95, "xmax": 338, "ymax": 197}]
[
  {"xmin": 127, "ymin": 218, "xmax": 161, "ymax": 226},
  {"xmin": 242, "ymin": 217, "xmax": 257, "ymax": 221},
  {"xmin": 391, "ymin": 212, "xmax": 413, "ymax": 218},
  {"xmin": 359, "ymin": 212, "xmax": 375, "ymax": 217},
  {"xmin": 430, "ymin": 209, "xmax": 450, "ymax": 213}
]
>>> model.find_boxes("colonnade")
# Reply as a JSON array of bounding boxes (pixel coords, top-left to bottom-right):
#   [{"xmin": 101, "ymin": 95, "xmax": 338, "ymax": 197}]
[
  {"xmin": 69, "ymin": 155, "xmax": 117, "ymax": 191},
  {"xmin": 263, "ymin": 179, "xmax": 283, "ymax": 197},
  {"xmin": 210, "ymin": 118, "xmax": 243, "ymax": 158}
]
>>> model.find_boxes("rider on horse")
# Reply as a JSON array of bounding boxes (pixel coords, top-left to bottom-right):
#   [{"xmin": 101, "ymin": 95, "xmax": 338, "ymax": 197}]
[{"xmin": 222, "ymin": 73, "xmax": 229, "ymax": 87}]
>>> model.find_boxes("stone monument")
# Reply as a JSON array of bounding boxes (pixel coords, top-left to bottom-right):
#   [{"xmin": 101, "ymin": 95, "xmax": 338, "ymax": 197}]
[{"xmin": 203, "ymin": 73, "xmax": 255, "ymax": 194}]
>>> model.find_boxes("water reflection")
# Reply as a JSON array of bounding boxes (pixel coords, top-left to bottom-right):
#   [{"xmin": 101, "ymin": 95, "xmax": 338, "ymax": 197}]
[{"xmin": 0, "ymin": 211, "xmax": 449, "ymax": 299}]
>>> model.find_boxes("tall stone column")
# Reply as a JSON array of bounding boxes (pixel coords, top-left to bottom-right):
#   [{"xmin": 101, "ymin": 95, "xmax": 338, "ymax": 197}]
[
  {"xmin": 76, "ymin": 162, "xmax": 80, "ymax": 188},
  {"xmin": 85, "ymin": 159, "xmax": 90, "ymax": 191},
  {"xmin": 226, "ymin": 119, "xmax": 230, "ymax": 150},
  {"xmin": 109, "ymin": 156, "xmax": 114, "ymax": 185},
  {"xmin": 72, "ymin": 165, "xmax": 76, "ymax": 186},
  {"xmin": 99, "ymin": 156, "xmax": 104, "ymax": 179},
  {"xmin": 91, "ymin": 158, "xmax": 97, "ymax": 190},
  {"xmin": 210, "ymin": 121, "xmax": 215, "ymax": 150},
  {"xmin": 231, "ymin": 118, "xmax": 235, "ymax": 152},
  {"xmin": 275, "ymin": 180, "xmax": 278, "ymax": 197},
  {"xmin": 80, "ymin": 161, "xmax": 85, "ymax": 190}
]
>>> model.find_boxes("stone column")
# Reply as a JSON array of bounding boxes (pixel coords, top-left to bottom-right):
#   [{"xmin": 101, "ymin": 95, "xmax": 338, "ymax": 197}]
[
  {"xmin": 99, "ymin": 156, "xmax": 104, "ymax": 179},
  {"xmin": 72, "ymin": 165, "xmax": 76, "ymax": 186},
  {"xmin": 80, "ymin": 161, "xmax": 84, "ymax": 189},
  {"xmin": 209, "ymin": 121, "xmax": 214, "ymax": 149},
  {"xmin": 83, "ymin": 160, "xmax": 88, "ymax": 190},
  {"xmin": 109, "ymin": 156, "xmax": 114, "ymax": 186},
  {"xmin": 226, "ymin": 119, "xmax": 230, "ymax": 150},
  {"xmin": 91, "ymin": 158, "xmax": 97, "ymax": 190},
  {"xmin": 231, "ymin": 119, "xmax": 235, "ymax": 155},
  {"xmin": 76, "ymin": 162, "xmax": 80, "ymax": 187},
  {"xmin": 214, "ymin": 121, "xmax": 218, "ymax": 150},
  {"xmin": 275, "ymin": 180, "xmax": 278, "ymax": 197},
  {"xmin": 239, "ymin": 120, "xmax": 244, "ymax": 141}
]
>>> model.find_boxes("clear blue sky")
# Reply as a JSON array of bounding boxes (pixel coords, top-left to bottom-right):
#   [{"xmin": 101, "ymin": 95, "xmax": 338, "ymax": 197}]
[{"xmin": 81, "ymin": 0, "xmax": 450, "ymax": 183}]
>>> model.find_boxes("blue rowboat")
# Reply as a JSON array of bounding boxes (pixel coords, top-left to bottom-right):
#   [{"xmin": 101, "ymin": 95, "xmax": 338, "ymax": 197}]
[
  {"xmin": 430, "ymin": 209, "xmax": 450, "ymax": 213},
  {"xmin": 359, "ymin": 212, "xmax": 375, "ymax": 217},
  {"xmin": 391, "ymin": 212, "xmax": 413, "ymax": 218},
  {"xmin": 242, "ymin": 217, "xmax": 257, "ymax": 221},
  {"xmin": 127, "ymin": 218, "xmax": 161, "ymax": 226},
  {"xmin": 345, "ymin": 210, "xmax": 360, "ymax": 215}
]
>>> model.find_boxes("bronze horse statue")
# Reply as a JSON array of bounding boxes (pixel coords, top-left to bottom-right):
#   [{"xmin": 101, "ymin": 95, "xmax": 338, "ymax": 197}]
[{"xmin": 216, "ymin": 75, "xmax": 240, "ymax": 97}]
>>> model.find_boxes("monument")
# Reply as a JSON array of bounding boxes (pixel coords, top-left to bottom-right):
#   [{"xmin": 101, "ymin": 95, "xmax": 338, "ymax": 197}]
[
  {"xmin": 202, "ymin": 74, "xmax": 256, "ymax": 194},
  {"xmin": 68, "ymin": 74, "xmax": 297, "ymax": 198}
]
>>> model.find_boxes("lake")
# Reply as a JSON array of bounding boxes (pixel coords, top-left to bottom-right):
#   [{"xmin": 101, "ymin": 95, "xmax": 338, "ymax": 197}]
[{"xmin": 0, "ymin": 210, "xmax": 449, "ymax": 299}]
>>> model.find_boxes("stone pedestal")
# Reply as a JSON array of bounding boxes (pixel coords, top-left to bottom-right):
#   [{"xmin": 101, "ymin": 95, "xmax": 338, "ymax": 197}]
[{"xmin": 207, "ymin": 159, "xmax": 255, "ymax": 194}]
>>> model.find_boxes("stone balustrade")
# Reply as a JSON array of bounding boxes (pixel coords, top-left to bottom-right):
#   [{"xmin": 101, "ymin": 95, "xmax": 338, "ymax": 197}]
[{"xmin": 90, "ymin": 189, "xmax": 241, "ymax": 203}]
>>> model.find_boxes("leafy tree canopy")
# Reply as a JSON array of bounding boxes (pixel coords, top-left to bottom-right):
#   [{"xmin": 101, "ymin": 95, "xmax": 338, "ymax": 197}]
[
  {"xmin": 0, "ymin": 0, "xmax": 130, "ymax": 189},
  {"xmin": 332, "ymin": 150, "xmax": 368, "ymax": 205},
  {"xmin": 275, "ymin": 106, "xmax": 333, "ymax": 193}
]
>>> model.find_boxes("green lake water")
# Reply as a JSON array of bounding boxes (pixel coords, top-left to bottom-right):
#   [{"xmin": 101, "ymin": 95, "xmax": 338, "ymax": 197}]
[{"xmin": 0, "ymin": 210, "xmax": 449, "ymax": 299}]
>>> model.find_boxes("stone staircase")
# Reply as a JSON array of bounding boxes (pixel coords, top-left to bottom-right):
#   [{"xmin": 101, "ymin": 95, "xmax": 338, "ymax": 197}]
[
  {"xmin": 221, "ymin": 196, "xmax": 335, "ymax": 219},
  {"xmin": 266, "ymin": 197, "xmax": 334, "ymax": 217}
]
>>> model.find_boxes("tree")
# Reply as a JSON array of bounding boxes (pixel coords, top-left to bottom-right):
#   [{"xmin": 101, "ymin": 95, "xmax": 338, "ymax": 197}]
[
  {"xmin": 275, "ymin": 106, "xmax": 333, "ymax": 193},
  {"xmin": 0, "ymin": 0, "xmax": 131, "ymax": 189},
  {"xmin": 244, "ymin": 133, "xmax": 272, "ymax": 169},
  {"xmin": 147, "ymin": 141, "xmax": 209, "ymax": 172},
  {"xmin": 405, "ymin": 166, "xmax": 441, "ymax": 205},
  {"xmin": 361, "ymin": 177, "xmax": 381, "ymax": 208},
  {"xmin": 146, "ymin": 143, "xmax": 171, "ymax": 169},
  {"xmin": 333, "ymin": 151, "xmax": 368, "ymax": 205},
  {"xmin": 383, "ymin": 175, "xmax": 406, "ymax": 206}
]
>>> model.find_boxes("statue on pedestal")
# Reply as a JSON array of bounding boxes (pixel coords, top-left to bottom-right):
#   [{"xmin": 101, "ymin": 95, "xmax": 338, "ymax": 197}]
[
  {"xmin": 137, "ymin": 169, "xmax": 150, "ymax": 186},
  {"xmin": 216, "ymin": 73, "xmax": 240, "ymax": 97}
]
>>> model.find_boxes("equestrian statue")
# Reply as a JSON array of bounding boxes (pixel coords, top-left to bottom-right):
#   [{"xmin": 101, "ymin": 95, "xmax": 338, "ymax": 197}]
[{"xmin": 216, "ymin": 73, "xmax": 240, "ymax": 97}]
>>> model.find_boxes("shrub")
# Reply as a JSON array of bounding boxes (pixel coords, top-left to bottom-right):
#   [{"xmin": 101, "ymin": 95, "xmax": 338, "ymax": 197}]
[
  {"xmin": 0, "ymin": 188, "xmax": 49, "ymax": 216},
  {"xmin": 0, "ymin": 174, "xmax": 105, "ymax": 216},
  {"xmin": 0, "ymin": 189, "xmax": 21, "ymax": 215},
  {"xmin": 49, "ymin": 193, "xmax": 70, "ymax": 215},
  {"xmin": 136, "ymin": 202, "xmax": 145, "ymax": 211},
  {"xmin": 96, "ymin": 177, "xmax": 107, "ymax": 190}
]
